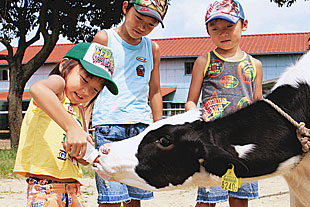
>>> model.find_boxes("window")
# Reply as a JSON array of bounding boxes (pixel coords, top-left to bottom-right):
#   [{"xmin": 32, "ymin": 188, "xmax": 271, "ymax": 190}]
[
  {"xmin": 163, "ymin": 101, "xmax": 185, "ymax": 118},
  {"xmin": 184, "ymin": 62, "xmax": 194, "ymax": 75},
  {"xmin": 0, "ymin": 70, "xmax": 9, "ymax": 81}
]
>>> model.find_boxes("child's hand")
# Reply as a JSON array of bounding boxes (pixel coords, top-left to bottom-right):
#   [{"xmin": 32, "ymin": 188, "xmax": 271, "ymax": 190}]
[
  {"xmin": 69, "ymin": 134, "xmax": 96, "ymax": 166},
  {"xmin": 64, "ymin": 126, "xmax": 88, "ymax": 159},
  {"xmin": 202, "ymin": 113, "xmax": 210, "ymax": 122}
]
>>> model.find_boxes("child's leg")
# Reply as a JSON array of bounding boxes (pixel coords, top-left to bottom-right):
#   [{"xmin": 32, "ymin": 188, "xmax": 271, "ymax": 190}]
[{"xmin": 228, "ymin": 197, "xmax": 248, "ymax": 207}]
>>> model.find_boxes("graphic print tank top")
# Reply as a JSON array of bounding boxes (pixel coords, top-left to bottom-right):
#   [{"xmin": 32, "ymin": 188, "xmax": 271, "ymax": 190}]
[{"xmin": 201, "ymin": 50, "xmax": 257, "ymax": 120}]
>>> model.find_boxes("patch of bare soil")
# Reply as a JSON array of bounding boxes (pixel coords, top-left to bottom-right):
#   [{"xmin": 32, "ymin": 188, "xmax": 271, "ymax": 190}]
[{"xmin": 0, "ymin": 176, "xmax": 289, "ymax": 206}]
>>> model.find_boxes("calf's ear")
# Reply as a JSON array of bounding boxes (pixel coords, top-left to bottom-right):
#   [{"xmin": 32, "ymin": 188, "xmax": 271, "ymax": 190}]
[{"xmin": 202, "ymin": 146, "xmax": 249, "ymax": 177}]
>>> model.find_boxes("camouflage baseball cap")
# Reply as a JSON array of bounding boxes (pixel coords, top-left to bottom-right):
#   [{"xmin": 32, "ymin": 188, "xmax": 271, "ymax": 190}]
[{"xmin": 129, "ymin": 0, "xmax": 169, "ymax": 28}]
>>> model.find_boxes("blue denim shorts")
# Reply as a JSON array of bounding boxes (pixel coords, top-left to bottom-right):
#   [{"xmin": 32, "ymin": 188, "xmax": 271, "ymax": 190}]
[
  {"xmin": 196, "ymin": 182, "xmax": 259, "ymax": 203},
  {"xmin": 95, "ymin": 124, "xmax": 154, "ymax": 204}
]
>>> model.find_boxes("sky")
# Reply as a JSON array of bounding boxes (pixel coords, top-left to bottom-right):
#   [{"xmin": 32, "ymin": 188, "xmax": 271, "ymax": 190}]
[
  {"xmin": 1, "ymin": 0, "xmax": 309, "ymax": 51},
  {"xmin": 145, "ymin": 0, "xmax": 310, "ymax": 39}
]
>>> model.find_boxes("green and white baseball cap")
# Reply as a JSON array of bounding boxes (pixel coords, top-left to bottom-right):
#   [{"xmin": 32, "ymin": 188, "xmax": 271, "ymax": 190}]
[{"xmin": 64, "ymin": 42, "xmax": 118, "ymax": 95}]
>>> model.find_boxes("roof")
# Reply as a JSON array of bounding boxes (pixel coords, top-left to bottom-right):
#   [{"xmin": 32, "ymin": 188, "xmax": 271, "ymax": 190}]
[
  {"xmin": 0, "ymin": 32, "xmax": 309, "ymax": 64},
  {"xmin": 154, "ymin": 32, "xmax": 310, "ymax": 57},
  {"xmin": 0, "ymin": 91, "xmax": 32, "ymax": 101},
  {"xmin": 161, "ymin": 87, "xmax": 176, "ymax": 96},
  {"xmin": 0, "ymin": 44, "xmax": 75, "ymax": 65}
]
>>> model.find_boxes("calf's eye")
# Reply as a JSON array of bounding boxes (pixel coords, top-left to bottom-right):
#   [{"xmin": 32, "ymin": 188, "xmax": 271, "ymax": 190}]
[{"xmin": 155, "ymin": 136, "xmax": 172, "ymax": 147}]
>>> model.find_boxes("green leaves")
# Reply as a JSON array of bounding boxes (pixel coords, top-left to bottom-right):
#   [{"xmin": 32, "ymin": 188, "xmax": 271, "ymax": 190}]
[{"xmin": 270, "ymin": 0, "xmax": 309, "ymax": 7}]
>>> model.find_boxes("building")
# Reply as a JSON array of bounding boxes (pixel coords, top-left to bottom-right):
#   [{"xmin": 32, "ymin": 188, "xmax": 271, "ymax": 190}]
[{"xmin": 0, "ymin": 32, "xmax": 309, "ymax": 123}]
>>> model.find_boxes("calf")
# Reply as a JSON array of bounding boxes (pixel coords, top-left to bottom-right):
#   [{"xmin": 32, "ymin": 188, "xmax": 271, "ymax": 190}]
[{"xmin": 95, "ymin": 51, "xmax": 310, "ymax": 207}]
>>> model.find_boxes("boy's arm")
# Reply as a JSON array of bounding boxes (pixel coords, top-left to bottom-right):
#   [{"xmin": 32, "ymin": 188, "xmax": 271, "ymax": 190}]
[
  {"xmin": 185, "ymin": 54, "xmax": 207, "ymax": 111},
  {"xmin": 93, "ymin": 30, "xmax": 108, "ymax": 46},
  {"xmin": 252, "ymin": 58, "xmax": 263, "ymax": 100},
  {"xmin": 30, "ymin": 74, "xmax": 88, "ymax": 159},
  {"xmin": 149, "ymin": 41, "xmax": 163, "ymax": 122}
]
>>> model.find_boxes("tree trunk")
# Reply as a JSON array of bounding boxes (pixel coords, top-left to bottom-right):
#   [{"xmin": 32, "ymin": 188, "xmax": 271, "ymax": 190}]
[{"xmin": 8, "ymin": 81, "xmax": 23, "ymax": 148}]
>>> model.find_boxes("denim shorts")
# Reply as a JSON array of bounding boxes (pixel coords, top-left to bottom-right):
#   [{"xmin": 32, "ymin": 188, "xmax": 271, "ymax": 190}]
[
  {"xmin": 95, "ymin": 123, "xmax": 154, "ymax": 204},
  {"xmin": 196, "ymin": 182, "xmax": 259, "ymax": 203}
]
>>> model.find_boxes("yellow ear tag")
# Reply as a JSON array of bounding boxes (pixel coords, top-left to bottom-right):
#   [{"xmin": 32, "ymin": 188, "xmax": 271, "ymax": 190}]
[{"xmin": 221, "ymin": 164, "xmax": 241, "ymax": 192}]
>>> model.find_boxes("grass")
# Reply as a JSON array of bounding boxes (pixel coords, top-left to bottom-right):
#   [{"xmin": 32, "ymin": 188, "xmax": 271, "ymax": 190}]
[
  {"xmin": 82, "ymin": 163, "xmax": 95, "ymax": 178},
  {"xmin": 0, "ymin": 147, "xmax": 19, "ymax": 178},
  {"xmin": 0, "ymin": 148, "xmax": 95, "ymax": 179}
]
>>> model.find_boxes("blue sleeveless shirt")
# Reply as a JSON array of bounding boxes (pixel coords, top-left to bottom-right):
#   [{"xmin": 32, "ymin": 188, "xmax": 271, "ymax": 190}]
[
  {"xmin": 92, "ymin": 29, "xmax": 154, "ymax": 125},
  {"xmin": 201, "ymin": 50, "xmax": 257, "ymax": 120}
]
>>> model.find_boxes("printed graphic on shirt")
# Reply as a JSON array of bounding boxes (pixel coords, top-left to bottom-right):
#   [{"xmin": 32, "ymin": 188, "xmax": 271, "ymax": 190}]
[
  {"xmin": 220, "ymin": 75, "xmax": 239, "ymax": 88},
  {"xmin": 65, "ymin": 103, "xmax": 83, "ymax": 127},
  {"xmin": 237, "ymin": 96, "xmax": 252, "ymax": 110},
  {"xmin": 67, "ymin": 104, "xmax": 74, "ymax": 115},
  {"xmin": 57, "ymin": 140, "xmax": 78, "ymax": 166},
  {"xmin": 206, "ymin": 59, "xmax": 224, "ymax": 78},
  {"xmin": 136, "ymin": 65, "xmax": 145, "ymax": 77},
  {"xmin": 57, "ymin": 149, "xmax": 67, "ymax": 161},
  {"xmin": 203, "ymin": 91, "xmax": 231, "ymax": 120},
  {"xmin": 136, "ymin": 56, "xmax": 148, "ymax": 62},
  {"xmin": 237, "ymin": 60, "xmax": 256, "ymax": 84}
]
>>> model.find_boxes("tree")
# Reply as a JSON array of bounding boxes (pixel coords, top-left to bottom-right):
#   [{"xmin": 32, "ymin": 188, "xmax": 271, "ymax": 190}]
[
  {"xmin": 0, "ymin": 0, "xmax": 124, "ymax": 147},
  {"xmin": 270, "ymin": 0, "xmax": 309, "ymax": 7}
]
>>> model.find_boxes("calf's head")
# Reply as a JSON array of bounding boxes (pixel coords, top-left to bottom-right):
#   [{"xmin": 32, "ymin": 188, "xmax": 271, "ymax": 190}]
[
  {"xmin": 135, "ymin": 123, "xmax": 204, "ymax": 188},
  {"xmin": 135, "ymin": 117, "xmax": 249, "ymax": 189},
  {"xmin": 96, "ymin": 110, "xmax": 248, "ymax": 190}
]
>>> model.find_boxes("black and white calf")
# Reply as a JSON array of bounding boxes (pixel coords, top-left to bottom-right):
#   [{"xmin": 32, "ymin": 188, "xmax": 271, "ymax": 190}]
[{"xmin": 94, "ymin": 51, "xmax": 310, "ymax": 207}]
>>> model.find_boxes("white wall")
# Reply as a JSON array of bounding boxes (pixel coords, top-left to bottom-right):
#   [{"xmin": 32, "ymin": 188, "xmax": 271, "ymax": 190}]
[
  {"xmin": 160, "ymin": 57, "xmax": 196, "ymax": 101},
  {"xmin": 0, "ymin": 63, "xmax": 56, "ymax": 92},
  {"xmin": 25, "ymin": 63, "xmax": 56, "ymax": 90}
]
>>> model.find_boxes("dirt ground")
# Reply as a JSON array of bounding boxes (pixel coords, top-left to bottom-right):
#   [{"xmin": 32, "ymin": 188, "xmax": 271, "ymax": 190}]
[{"xmin": 0, "ymin": 175, "xmax": 290, "ymax": 207}]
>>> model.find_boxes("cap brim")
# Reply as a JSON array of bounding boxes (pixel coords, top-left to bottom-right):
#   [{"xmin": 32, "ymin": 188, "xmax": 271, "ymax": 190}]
[
  {"xmin": 206, "ymin": 13, "xmax": 239, "ymax": 25},
  {"xmin": 80, "ymin": 60, "xmax": 118, "ymax": 95},
  {"xmin": 134, "ymin": 4, "xmax": 164, "ymax": 28}
]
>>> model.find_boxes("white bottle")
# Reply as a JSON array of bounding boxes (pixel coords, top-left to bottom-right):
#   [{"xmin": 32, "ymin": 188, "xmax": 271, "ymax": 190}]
[{"xmin": 83, "ymin": 141, "xmax": 100, "ymax": 164}]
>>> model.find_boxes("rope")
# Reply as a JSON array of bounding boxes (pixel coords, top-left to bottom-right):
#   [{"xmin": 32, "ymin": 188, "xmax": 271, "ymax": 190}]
[{"xmin": 263, "ymin": 99, "xmax": 310, "ymax": 152}]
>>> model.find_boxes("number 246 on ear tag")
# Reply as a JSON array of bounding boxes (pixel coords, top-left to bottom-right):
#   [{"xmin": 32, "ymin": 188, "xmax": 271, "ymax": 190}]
[{"xmin": 221, "ymin": 164, "xmax": 241, "ymax": 192}]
